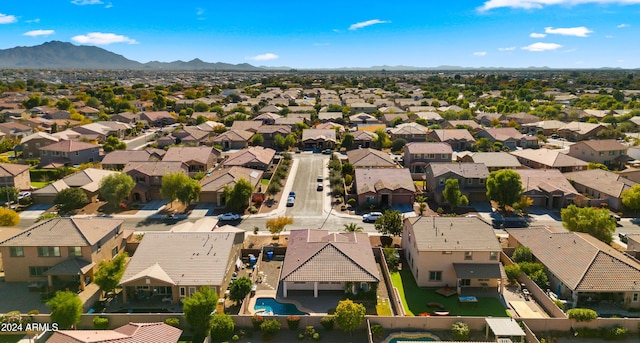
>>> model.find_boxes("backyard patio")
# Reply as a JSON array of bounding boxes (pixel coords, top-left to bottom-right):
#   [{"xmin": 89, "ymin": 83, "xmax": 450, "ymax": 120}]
[{"xmin": 390, "ymin": 270, "xmax": 509, "ymax": 317}]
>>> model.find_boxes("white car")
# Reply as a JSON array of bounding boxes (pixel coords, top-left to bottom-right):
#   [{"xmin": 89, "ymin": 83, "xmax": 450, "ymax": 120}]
[
  {"xmin": 362, "ymin": 212, "xmax": 383, "ymax": 223},
  {"xmin": 217, "ymin": 212, "xmax": 240, "ymax": 221}
]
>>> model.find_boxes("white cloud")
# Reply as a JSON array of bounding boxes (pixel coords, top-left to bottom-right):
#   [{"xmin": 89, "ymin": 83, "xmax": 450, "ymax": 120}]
[
  {"xmin": 479, "ymin": 0, "xmax": 640, "ymax": 11},
  {"xmin": 544, "ymin": 26, "xmax": 592, "ymax": 37},
  {"xmin": 498, "ymin": 47, "xmax": 516, "ymax": 51},
  {"xmin": 26, "ymin": 18, "xmax": 41, "ymax": 23},
  {"xmin": 71, "ymin": 0, "xmax": 103, "ymax": 5},
  {"xmin": 521, "ymin": 42, "xmax": 563, "ymax": 51},
  {"xmin": 473, "ymin": 51, "xmax": 488, "ymax": 56},
  {"xmin": 104, "ymin": 2, "xmax": 112, "ymax": 8},
  {"xmin": 23, "ymin": 29, "xmax": 55, "ymax": 37},
  {"xmin": 617, "ymin": 23, "xmax": 630, "ymax": 28},
  {"xmin": 349, "ymin": 19, "xmax": 389, "ymax": 31},
  {"xmin": 605, "ymin": 34, "xmax": 614, "ymax": 38},
  {"xmin": 71, "ymin": 32, "xmax": 138, "ymax": 45},
  {"xmin": 0, "ymin": 13, "xmax": 18, "ymax": 24},
  {"xmin": 248, "ymin": 53, "xmax": 279, "ymax": 61},
  {"xmin": 530, "ymin": 32, "xmax": 547, "ymax": 38},
  {"xmin": 196, "ymin": 8, "xmax": 205, "ymax": 15}
]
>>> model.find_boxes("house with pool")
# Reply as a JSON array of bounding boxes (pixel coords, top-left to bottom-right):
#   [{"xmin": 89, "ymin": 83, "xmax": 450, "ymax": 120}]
[
  {"xmin": 279, "ymin": 229, "xmax": 380, "ymax": 298},
  {"xmin": 402, "ymin": 217, "xmax": 506, "ymax": 295}
]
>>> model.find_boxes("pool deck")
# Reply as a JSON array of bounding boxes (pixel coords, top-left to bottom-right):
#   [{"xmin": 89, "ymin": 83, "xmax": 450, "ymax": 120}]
[{"xmin": 249, "ymin": 290, "xmax": 318, "ymax": 315}]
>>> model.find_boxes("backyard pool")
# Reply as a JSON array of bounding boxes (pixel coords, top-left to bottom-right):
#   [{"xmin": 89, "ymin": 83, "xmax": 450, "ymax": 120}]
[
  {"xmin": 253, "ymin": 298, "xmax": 308, "ymax": 315},
  {"xmin": 382, "ymin": 332, "xmax": 440, "ymax": 343}
]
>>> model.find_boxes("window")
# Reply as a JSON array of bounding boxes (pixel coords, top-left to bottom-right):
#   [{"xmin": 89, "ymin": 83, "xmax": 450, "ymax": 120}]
[
  {"xmin": 9, "ymin": 247, "xmax": 24, "ymax": 257},
  {"xmin": 428, "ymin": 271, "xmax": 442, "ymax": 281},
  {"xmin": 75, "ymin": 151, "xmax": 79, "ymax": 156},
  {"xmin": 439, "ymin": 178, "xmax": 445, "ymax": 185},
  {"xmin": 97, "ymin": 240, "xmax": 102, "ymax": 251},
  {"xmin": 480, "ymin": 178, "xmax": 485, "ymax": 184},
  {"xmin": 24, "ymin": 143, "xmax": 29, "ymax": 149},
  {"xmin": 41, "ymin": 150, "xmax": 47, "ymax": 155},
  {"xmin": 633, "ymin": 293, "xmax": 639, "ymax": 302},
  {"xmin": 599, "ymin": 152, "xmax": 604, "ymax": 156},
  {"xmin": 111, "ymin": 246, "xmax": 119, "ymax": 258},
  {"xmin": 29, "ymin": 266, "xmax": 50, "ymax": 276},
  {"xmin": 442, "ymin": 154, "xmax": 448, "ymax": 159},
  {"xmin": 460, "ymin": 279, "xmax": 471, "ymax": 286},
  {"xmin": 37, "ymin": 246, "xmax": 60, "ymax": 257},
  {"xmin": 180, "ymin": 287, "xmax": 186, "ymax": 297},
  {"xmin": 35, "ymin": 143, "xmax": 40, "ymax": 148},
  {"xmin": 467, "ymin": 178, "xmax": 473, "ymax": 184},
  {"xmin": 464, "ymin": 251, "xmax": 473, "ymax": 260},
  {"xmin": 189, "ymin": 287, "xmax": 196, "ymax": 296},
  {"xmin": 490, "ymin": 251, "xmax": 498, "ymax": 260},
  {"xmin": 427, "ymin": 154, "xmax": 435, "ymax": 159},
  {"xmin": 68, "ymin": 247, "xmax": 82, "ymax": 257}
]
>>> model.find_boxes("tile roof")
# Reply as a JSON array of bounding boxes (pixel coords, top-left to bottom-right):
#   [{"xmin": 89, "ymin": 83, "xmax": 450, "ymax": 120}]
[
  {"xmin": 212, "ymin": 129, "xmax": 254, "ymax": 142},
  {"xmin": 280, "ymin": 229, "xmax": 379, "ymax": 283},
  {"xmin": 346, "ymin": 148, "xmax": 396, "ymax": 168},
  {"xmin": 200, "ymin": 166, "xmax": 263, "ymax": 192},
  {"xmin": 301, "ymin": 129, "xmax": 337, "ymax": 142},
  {"xmin": 39, "ymin": 140, "xmax": 98, "ymax": 152},
  {"xmin": 102, "ymin": 150, "xmax": 160, "ymax": 165},
  {"xmin": 405, "ymin": 142, "xmax": 453, "ymax": 154},
  {"xmin": 508, "ymin": 228, "xmax": 640, "ymax": 292},
  {"xmin": 510, "ymin": 148, "xmax": 588, "ymax": 168},
  {"xmin": 0, "ymin": 162, "xmax": 29, "ymax": 177},
  {"xmin": 355, "ymin": 168, "xmax": 415, "ymax": 194},
  {"xmin": 406, "ymin": 217, "xmax": 502, "ymax": 252},
  {"xmin": 162, "ymin": 146, "xmax": 217, "ymax": 165},
  {"xmin": 515, "ymin": 169, "xmax": 578, "ymax": 195},
  {"xmin": 123, "ymin": 161, "xmax": 188, "ymax": 177},
  {"xmin": 571, "ymin": 139, "xmax": 628, "ymax": 152},
  {"xmin": 223, "ymin": 146, "xmax": 275, "ymax": 167},
  {"xmin": 564, "ymin": 169, "xmax": 636, "ymax": 197},
  {"xmin": 427, "ymin": 162, "xmax": 489, "ymax": 179},
  {"xmin": 558, "ymin": 121, "xmax": 606, "ymax": 135},
  {"xmin": 47, "ymin": 322, "xmax": 182, "ymax": 343},
  {"xmin": 465, "ymin": 152, "xmax": 521, "ymax": 168},
  {"xmin": 430, "ymin": 129, "xmax": 475, "ymax": 142},
  {"xmin": 351, "ymin": 130, "xmax": 377, "ymax": 140},
  {"xmin": 479, "ymin": 127, "xmax": 523, "ymax": 141},
  {"xmin": 119, "ymin": 231, "xmax": 243, "ymax": 287},
  {"xmin": 0, "ymin": 218, "xmax": 123, "ymax": 247},
  {"xmin": 453, "ymin": 263, "xmax": 505, "ymax": 279}
]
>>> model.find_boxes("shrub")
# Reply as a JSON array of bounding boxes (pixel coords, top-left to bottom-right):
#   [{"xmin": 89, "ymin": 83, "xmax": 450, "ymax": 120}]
[
  {"xmin": 553, "ymin": 299, "xmax": 565, "ymax": 311},
  {"xmin": 512, "ymin": 246, "xmax": 533, "ymax": 263},
  {"xmin": 210, "ymin": 314, "xmax": 235, "ymax": 342},
  {"xmin": 249, "ymin": 206, "xmax": 258, "ymax": 214},
  {"xmin": 605, "ymin": 325, "xmax": 628, "ymax": 339},
  {"xmin": 347, "ymin": 198, "xmax": 356, "ymax": 207},
  {"xmin": 298, "ymin": 333, "xmax": 305, "ymax": 340},
  {"xmin": 305, "ymin": 325, "xmax": 316, "ymax": 337},
  {"xmin": 27, "ymin": 310, "xmax": 39, "ymax": 315},
  {"xmin": 232, "ymin": 334, "xmax": 240, "ymax": 341},
  {"xmin": 567, "ymin": 308, "xmax": 598, "ymax": 322},
  {"xmin": 320, "ymin": 316, "xmax": 334, "ymax": 330},
  {"xmin": 312, "ymin": 332, "xmax": 320, "ymax": 340},
  {"xmin": 165, "ymin": 317, "xmax": 180, "ymax": 328},
  {"xmin": 287, "ymin": 315, "xmax": 300, "ymax": 330},
  {"xmin": 251, "ymin": 315, "xmax": 264, "ymax": 330},
  {"xmin": 504, "ymin": 264, "xmax": 521, "ymax": 283},
  {"xmin": 260, "ymin": 319, "xmax": 281, "ymax": 337},
  {"xmin": 370, "ymin": 323, "xmax": 384, "ymax": 339},
  {"xmin": 451, "ymin": 322, "xmax": 470, "ymax": 341},
  {"xmin": 93, "ymin": 316, "xmax": 109, "ymax": 330}
]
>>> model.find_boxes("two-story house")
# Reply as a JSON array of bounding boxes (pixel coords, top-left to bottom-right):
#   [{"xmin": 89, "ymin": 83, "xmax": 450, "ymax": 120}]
[
  {"xmin": 139, "ymin": 111, "xmax": 176, "ymax": 127},
  {"xmin": 346, "ymin": 148, "xmax": 397, "ymax": 168},
  {"xmin": 0, "ymin": 163, "xmax": 31, "ymax": 190},
  {"xmin": 567, "ymin": 139, "xmax": 629, "ymax": 169},
  {"xmin": 256, "ymin": 125, "xmax": 292, "ymax": 149},
  {"xmin": 349, "ymin": 130, "xmax": 377, "ymax": 149},
  {"xmin": 425, "ymin": 162, "xmax": 490, "ymax": 204},
  {"xmin": 510, "ymin": 148, "xmax": 588, "ymax": 173},
  {"xmin": 39, "ymin": 140, "xmax": 101, "ymax": 168},
  {"xmin": 222, "ymin": 146, "xmax": 276, "ymax": 171},
  {"xmin": 426, "ymin": 129, "xmax": 476, "ymax": 152},
  {"xmin": 20, "ymin": 132, "xmax": 60, "ymax": 159},
  {"xmin": 389, "ymin": 123, "xmax": 429, "ymax": 142},
  {"xmin": 403, "ymin": 142, "xmax": 453, "ymax": 178},
  {"xmin": 353, "ymin": 168, "xmax": 415, "ymax": 207},
  {"xmin": 0, "ymin": 218, "xmax": 129, "ymax": 291},
  {"xmin": 123, "ymin": 161, "xmax": 189, "ymax": 203},
  {"xmin": 475, "ymin": 128, "xmax": 524, "ymax": 150},
  {"xmin": 162, "ymin": 146, "xmax": 220, "ymax": 177},
  {"xmin": 402, "ymin": 217, "xmax": 506, "ymax": 294}
]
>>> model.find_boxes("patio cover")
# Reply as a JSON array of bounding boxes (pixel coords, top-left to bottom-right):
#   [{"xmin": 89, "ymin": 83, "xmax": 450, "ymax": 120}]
[
  {"xmin": 43, "ymin": 258, "xmax": 95, "ymax": 276},
  {"xmin": 119, "ymin": 263, "xmax": 175, "ymax": 286},
  {"xmin": 453, "ymin": 263, "xmax": 504, "ymax": 279},
  {"xmin": 485, "ymin": 318, "xmax": 525, "ymax": 337}
]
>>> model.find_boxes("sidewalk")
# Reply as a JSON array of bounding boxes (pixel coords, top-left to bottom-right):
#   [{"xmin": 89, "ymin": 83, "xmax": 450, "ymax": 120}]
[{"xmin": 248, "ymin": 158, "xmax": 299, "ymax": 219}]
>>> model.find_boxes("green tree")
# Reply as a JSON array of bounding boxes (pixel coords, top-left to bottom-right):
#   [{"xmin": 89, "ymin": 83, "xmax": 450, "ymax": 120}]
[
  {"xmin": 54, "ymin": 188, "xmax": 89, "ymax": 213},
  {"xmin": 622, "ymin": 184, "xmax": 640, "ymax": 215},
  {"xmin": 343, "ymin": 223, "xmax": 363, "ymax": 232},
  {"xmin": 416, "ymin": 195, "xmax": 427, "ymax": 216},
  {"xmin": 486, "ymin": 169, "xmax": 522, "ymax": 211},
  {"xmin": 229, "ymin": 276, "xmax": 252, "ymax": 305},
  {"xmin": 504, "ymin": 264, "xmax": 521, "ymax": 283},
  {"xmin": 341, "ymin": 133, "xmax": 355, "ymax": 149},
  {"xmin": 451, "ymin": 322, "xmax": 470, "ymax": 341},
  {"xmin": 373, "ymin": 129, "xmax": 391, "ymax": 149},
  {"xmin": 176, "ymin": 178, "xmax": 201, "ymax": 206},
  {"xmin": 587, "ymin": 162, "xmax": 609, "ymax": 171},
  {"xmin": 93, "ymin": 252, "xmax": 128, "ymax": 297},
  {"xmin": 183, "ymin": 286, "xmax": 219, "ymax": 342},
  {"xmin": 99, "ymin": 174, "xmax": 135, "ymax": 210},
  {"xmin": 0, "ymin": 207, "xmax": 20, "ymax": 226},
  {"xmin": 374, "ymin": 210, "xmax": 404, "ymax": 237},
  {"xmin": 251, "ymin": 133, "xmax": 264, "ymax": 146},
  {"xmin": 56, "ymin": 98, "xmax": 73, "ymax": 110},
  {"xmin": 266, "ymin": 182, "xmax": 281, "ymax": 199},
  {"xmin": 46, "ymin": 291, "xmax": 82, "ymax": 329},
  {"xmin": 392, "ymin": 137, "xmax": 407, "ymax": 153},
  {"xmin": 266, "ymin": 216, "xmax": 294, "ymax": 236},
  {"xmin": 512, "ymin": 246, "xmax": 533, "ymax": 263},
  {"xmin": 161, "ymin": 172, "xmax": 200, "ymax": 207},
  {"xmin": 561, "ymin": 205, "xmax": 616, "ymax": 244},
  {"xmin": 103, "ymin": 136, "xmax": 127, "ymax": 152},
  {"xmin": 223, "ymin": 178, "xmax": 253, "ymax": 212},
  {"xmin": 0, "ymin": 186, "xmax": 19, "ymax": 204},
  {"xmin": 210, "ymin": 313, "xmax": 234, "ymax": 343},
  {"xmin": 442, "ymin": 178, "xmax": 469, "ymax": 212},
  {"xmin": 334, "ymin": 299, "xmax": 366, "ymax": 335},
  {"xmin": 274, "ymin": 135, "xmax": 286, "ymax": 151}
]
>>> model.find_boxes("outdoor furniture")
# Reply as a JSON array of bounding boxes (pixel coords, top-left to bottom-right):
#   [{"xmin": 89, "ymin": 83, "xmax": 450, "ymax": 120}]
[{"xmin": 434, "ymin": 310, "xmax": 450, "ymax": 316}]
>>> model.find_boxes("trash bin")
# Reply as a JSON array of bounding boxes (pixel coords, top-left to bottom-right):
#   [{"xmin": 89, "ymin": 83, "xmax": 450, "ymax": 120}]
[{"xmin": 266, "ymin": 251, "xmax": 274, "ymax": 260}]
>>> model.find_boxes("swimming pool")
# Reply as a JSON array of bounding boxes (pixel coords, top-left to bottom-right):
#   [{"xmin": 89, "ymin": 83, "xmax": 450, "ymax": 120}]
[
  {"xmin": 382, "ymin": 332, "xmax": 440, "ymax": 343},
  {"xmin": 253, "ymin": 298, "xmax": 308, "ymax": 315}
]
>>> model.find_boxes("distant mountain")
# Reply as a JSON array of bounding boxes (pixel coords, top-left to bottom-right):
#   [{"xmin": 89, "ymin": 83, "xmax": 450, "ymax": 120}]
[{"xmin": 0, "ymin": 41, "xmax": 262, "ymax": 71}]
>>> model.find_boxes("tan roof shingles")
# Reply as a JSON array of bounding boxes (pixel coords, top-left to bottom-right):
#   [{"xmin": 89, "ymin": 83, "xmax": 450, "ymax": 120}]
[
  {"xmin": 39, "ymin": 140, "xmax": 98, "ymax": 152},
  {"xmin": 223, "ymin": 146, "xmax": 275, "ymax": 167},
  {"xmin": 564, "ymin": 169, "xmax": 636, "ymax": 198},
  {"xmin": 48, "ymin": 322, "xmax": 182, "ymax": 343},
  {"xmin": 346, "ymin": 148, "xmax": 396, "ymax": 168},
  {"xmin": 123, "ymin": 161, "xmax": 188, "ymax": 177},
  {"xmin": 355, "ymin": 168, "xmax": 415, "ymax": 194},
  {"xmin": 163, "ymin": 146, "xmax": 217, "ymax": 165},
  {"xmin": 0, "ymin": 217, "xmax": 123, "ymax": 247},
  {"xmin": 405, "ymin": 142, "xmax": 453, "ymax": 155},
  {"xmin": 406, "ymin": 217, "xmax": 501, "ymax": 252},
  {"xmin": 510, "ymin": 148, "xmax": 588, "ymax": 168},
  {"xmin": 0, "ymin": 162, "xmax": 29, "ymax": 176},
  {"xmin": 200, "ymin": 166, "xmax": 263, "ymax": 192}
]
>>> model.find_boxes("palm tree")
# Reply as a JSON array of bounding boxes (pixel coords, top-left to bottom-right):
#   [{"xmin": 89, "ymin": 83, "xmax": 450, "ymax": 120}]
[
  {"xmin": 343, "ymin": 223, "xmax": 364, "ymax": 232},
  {"xmin": 416, "ymin": 195, "xmax": 427, "ymax": 216}
]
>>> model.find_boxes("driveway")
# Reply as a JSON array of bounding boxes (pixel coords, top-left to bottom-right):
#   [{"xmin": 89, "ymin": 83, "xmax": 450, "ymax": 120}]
[
  {"xmin": 285, "ymin": 153, "xmax": 329, "ymax": 218},
  {"xmin": 19, "ymin": 204, "xmax": 52, "ymax": 220}
]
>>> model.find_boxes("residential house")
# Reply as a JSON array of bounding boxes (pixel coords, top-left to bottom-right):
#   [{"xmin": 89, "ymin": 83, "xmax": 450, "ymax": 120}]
[
  {"xmin": 253, "ymin": 112, "xmax": 282, "ymax": 125},
  {"xmin": 0, "ymin": 218, "xmax": 129, "ymax": 291},
  {"xmin": 476, "ymin": 112, "xmax": 506, "ymax": 127},
  {"xmin": 459, "ymin": 152, "xmax": 522, "ymax": 171},
  {"xmin": 110, "ymin": 111, "xmax": 140, "ymax": 124},
  {"xmin": 443, "ymin": 120, "xmax": 482, "ymax": 132},
  {"xmin": 230, "ymin": 120, "xmax": 262, "ymax": 133},
  {"xmin": 505, "ymin": 112, "xmax": 540, "ymax": 125},
  {"xmin": 425, "ymin": 163, "xmax": 490, "ymax": 203},
  {"xmin": 212, "ymin": 129, "xmax": 254, "ymax": 150},
  {"xmin": 476, "ymin": 128, "xmax": 525, "ymax": 150},
  {"xmin": 347, "ymin": 148, "xmax": 397, "ymax": 168},
  {"xmin": 71, "ymin": 122, "xmax": 128, "ymax": 141},
  {"xmin": 259, "ymin": 105, "xmax": 282, "ymax": 113},
  {"xmin": 280, "ymin": 229, "xmax": 380, "ymax": 298},
  {"xmin": 222, "ymin": 146, "xmax": 276, "ymax": 171},
  {"xmin": 521, "ymin": 120, "xmax": 566, "ymax": 136},
  {"xmin": 349, "ymin": 130, "xmax": 377, "ymax": 149},
  {"xmin": 140, "ymin": 111, "xmax": 176, "ymax": 127},
  {"xmin": 39, "ymin": 140, "xmax": 101, "ymax": 168},
  {"xmin": 354, "ymin": 168, "xmax": 415, "ymax": 207},
  {"xmin": 349, "ymin": 103, "xmax": 377, "ymax": 114},
  {"xmin": 47, "ymin": 322, "xmax": 182, "ymax": 343},
  {"xmin": 516, "ymin": 169, "xmax": 581, "ymax": 209},
  {"xmin": 119, "ymin": 230, "xmax": 244, "ymax": 304},
  {"xmin": 199, "ymin": 166, "xmax": 263, "ymax": 205},
  {"xmin": 20, "ymin": 132, "xmax": 60, "ymax": 159},
  {"xmin": 162, "ymin": 146, "xmax": 219, "ymax": 176},
  {"xmin": 315, "ymin": 122, "xmax": 345, "ymax": 138},
  {"xmin": 45, "ymin": 110, "xmax": 71, "ymax": 120},
  {"xmin": 301, "ymin": 129, "xmax": 336, "ymax": 150},
  {"xmin": 101, "ymin": 149, "xmax": 164, "ymax": 170},
  {"xmin": 567, "ymin": 139, "xmax": 629, "ymax": 169},
  {"xmin": 507, "ymin": 227, "xmax": 640, "ymax": 309},
  {"xmin": 389, "ymin": 123, "xmax": 428, "ymax": 142},
  {"xmin": 563, "ymin": 169, "xmax": 636, "ymax": 211},
  {"xmin": 0, "ymin": 122, "xmax": 33, "ymax": 140},
  {"xmin": 402, "ymin": 217, "xmax": 505, "ymax": 294},
  {"xmin": 257, "ymin": 125, "xmax": 292, "ymax": 149},
  {"xmin": 510, "ymin": 148, "xmax": 588, "ymax": 173},
  {"xmin": 170, "ymin": 126, "xmax": 211, "ymax": 146},
  {"xmin": 557, "ymin": 122, "xmax": 608, "ymax": 141},
  {"xmin": 349, "ymin": 113, "xmax": 380, "ymax": 125},
  {"xmin": 0, "ymin": 163, "xmax": 31, "ymax": 190},
  {"xmin": 29, "ymin": 106, "xmax": 57, "ymax": 117},
  {"xmin": 16, "ymin": 117, "xmax": 54, "ymax": 132},
  {"xmin": 403, "ymin": 142, "xmax": 453, "ymax": 176},
  {"xmin": 31, "ymin": 168, "xmax": 120, "ymax": 204},
  {"xmin": 381, "ymin": 113, "xmax": 408, "ymax": 126},
  {"xmin": 427, "ymin": 129, "xmax": 476, "ymax": 151},
  {"xmin": 123, "ymin": 161, "xmax": 189, "ymax": 203},
  {"xmin": 76, "ymin": 106, "xmax": 100, "ymax": 118}
]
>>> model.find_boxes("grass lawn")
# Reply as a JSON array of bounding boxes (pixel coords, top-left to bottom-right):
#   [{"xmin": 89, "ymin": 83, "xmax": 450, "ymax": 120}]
[
  {"xmin": 261, "ymin": 179, "xmax": 270, "ymax": 186},
  {"xmin": 31, "ymin": 181, "xmax": 51, "ymax": 189},
  {"xmin": 0, "ymin": 335, "xmax": 23, "ymax": 343},
  {"xmin": 376, "ymin": 298, "xmax": 393, "ymax": 316},
  {"xmin": 390, "ymin": 270, "xmax": 509, "ymax": 317}
]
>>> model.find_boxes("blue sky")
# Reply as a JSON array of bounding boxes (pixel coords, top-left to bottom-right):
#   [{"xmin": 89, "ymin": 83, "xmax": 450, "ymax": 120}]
[{"xmin": 1, "ymin": 0, "xmax": 639, "ymax": 68}]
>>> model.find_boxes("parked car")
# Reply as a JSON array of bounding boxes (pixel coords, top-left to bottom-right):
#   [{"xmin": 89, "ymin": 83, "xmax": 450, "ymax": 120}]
[
  {"xmin": 17, "ymin": 191, "xmax": 31, "ymax": 200},
  {"xmin": 322, "ymin": 149, "xmax": 333, "ymax": 155},
  {"xmin": 362, "ymin": 211, "xmax": 383, "ymax": 223},
  {"xmin": 317, "ymin": 175, "xmax": 323, "ymax": 182},
  {"xmin": 286, "ymin": 196, "xmax": 295, "ymax": 207},
  {"xmin": 619, "ymin": 232, "xmax": 629, "ymax": 244},
  {"xmin": 317, "ymin": 183, "xmax": 323, "ymax": 191},
  {"xmin": 289, "ymin": 191, "xmax": 296, "ymax": 199},
  {"xmin": 217, "ymin": 212, "xmax": 240, "ymax": 221}
]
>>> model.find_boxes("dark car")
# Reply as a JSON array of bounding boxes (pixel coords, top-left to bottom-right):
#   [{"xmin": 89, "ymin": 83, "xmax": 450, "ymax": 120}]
[
  {"xmin": 317, "ymin": 183, "xmax": 323, "ymax": 191},
  {"xmin": 289, "ymin": 191, "xmax": 296, "ymax": 199}
]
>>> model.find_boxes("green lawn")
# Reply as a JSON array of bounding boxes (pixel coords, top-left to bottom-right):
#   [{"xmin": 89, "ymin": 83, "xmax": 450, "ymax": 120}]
[
  {"xmin": 31, "ymin": 181, "xmax": 51, "ymax": 189},
  {"xmin": 261, "ymin": 179, "xmax": 270, "ymax": 186},
  {"xmin": 390, "ymin": 270, "xmax": 509, "ymax": 317},
  {"xmin": 0, "ymin": 335, "xmax": 23, "ymax": 343}
]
